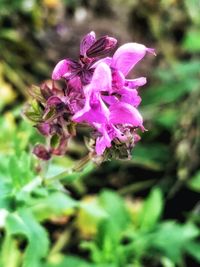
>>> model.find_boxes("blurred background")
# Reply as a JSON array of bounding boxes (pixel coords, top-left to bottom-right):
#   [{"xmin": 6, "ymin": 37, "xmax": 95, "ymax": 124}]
[{"xmin": 0, "ymin": 0, "xmax": 200, "ymax": 267}]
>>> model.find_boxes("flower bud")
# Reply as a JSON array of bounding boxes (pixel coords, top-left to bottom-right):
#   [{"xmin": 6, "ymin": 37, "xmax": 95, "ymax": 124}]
[
  {"xmin": 86, "ymin": 36, "xmax": 117, "ymax": 58},
  {"xmin": 33, "ymin": 144, "xmax": 51, "ymax": 160},
  {"xmin": 36, "ymin": 123, "xmax": 51, "ymax": 136}
]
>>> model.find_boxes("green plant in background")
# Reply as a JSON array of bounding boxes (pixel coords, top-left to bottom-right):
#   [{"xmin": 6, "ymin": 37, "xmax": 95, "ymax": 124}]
[
  {"xmin": 1, "ymin": 129, "xmax": 200, "ymax": 267},
  {"xmin": 0, "ymin": 0, "xmax": 75, "ymax": 107},
  {"xmin": 183, "ymin": 0, "xmax": 200, "ymax": 52}
]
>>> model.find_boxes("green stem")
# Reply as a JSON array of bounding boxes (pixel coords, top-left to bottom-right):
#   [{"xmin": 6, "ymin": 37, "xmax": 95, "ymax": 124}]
[
  {"xmin": 48, "ymin": 229, "xmax": 70, "ymax": 257},
  {"xmin": 44, "ymin": 153, "xmax": 92, "ymax": 185}
]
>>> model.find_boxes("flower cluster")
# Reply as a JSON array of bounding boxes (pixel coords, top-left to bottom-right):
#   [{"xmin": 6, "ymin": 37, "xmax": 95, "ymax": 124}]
[{"xmin": 25, "ymin": 31, "xmax": 155, "ymax": 161}]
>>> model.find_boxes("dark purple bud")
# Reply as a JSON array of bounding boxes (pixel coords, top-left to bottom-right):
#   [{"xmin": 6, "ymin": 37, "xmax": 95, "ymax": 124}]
[
  {"xmin": 33, "ymin": 144, "xmax": 51, "ymax": 160},
  {"xmin": 36, "ymin": 123, "xmax": 51, "ymax": 136},
  {"xmin": 80, "ymin": 31, "xmax": 96, "ymax": 56},
  {"xmin": 86, "ymin": 36, "xmax": 117, "ymax": 58},
  {"xmin": 47, "ymin": 96, "xmax": 66, "ymax": 113},
  {"xmin": 47, "ymin": 96, "xmax": 63, "ymax": 106},
  {"xmin": 40, "ymin": 83, "xmax": 53, "ymax": 100},
  {"xmin": 50, "ymin": 123, "xmax": 62, "ymax": 135}
]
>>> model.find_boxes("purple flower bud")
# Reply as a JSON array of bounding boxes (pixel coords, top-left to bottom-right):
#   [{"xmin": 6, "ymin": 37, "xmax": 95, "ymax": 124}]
[
  {"xmin": 33, "ymin": 144, "xmax": 51, "ymax": 160},
  {"xmin": 40, "ymin": 83, "xmax": 53, "ymax": 100},
  {"xmin": 86, "ymin": 36, "xmax": 117, "ymax": 58},
  {"xmin": 36, "ymin": 123, "xmax": 51, "ymax": 136},
  {"xmin": 47, "ymin": 96, "xmax": 66, "ymax": 113},
  {"xmin": 47, "ymin": 96, "xmax": 63, "ymax": 106}
]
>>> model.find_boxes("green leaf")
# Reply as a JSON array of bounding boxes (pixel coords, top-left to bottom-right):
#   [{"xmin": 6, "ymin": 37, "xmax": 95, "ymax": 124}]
[
  {"xmin": 9, "ymin": 152, "xmax": 34, "ymax": 191},
  {"xmin": 0, "ymin": 179, "xmax": 12, "ymax": 209},
  {"xmin": 185, "ymin": 241, "xmax": 200, "ymax": 262},
  {"xmin": 151, "ymin": 222, "xmax": 199, "ymax": 263},
  {"xmin": 183, "ymin": 28, "xmax": 200, "ymax": 52},
  {"xmin": 80, "ymin": 200, "xmax": 108, "ymax": 220},
  {"xmin": 30, "ymin": 192, "xmax": 78, "ymax": 221},
  {"xmin": 6, "ymin": 209, "xmax": 49, "ymax": 267},
  {"xmin": 99, "ymin": 190, "xmax": 131, "ymax": 232},
  {"xmin": 184, "ymin": 0, "xmax": 200, "ymax": 24},
  {"xmin": 50, "ymin": 134, "xmax": 60, "ymax": 149},
  {"xmin": 43, "ymin": 254, "xmax": 115, "ymax": 267},
  {"xmin": 76, "ymin": 196, "xmax": 108, "ymax": 238},
  {"xmin": 161, "ymin": 257, "xmax": 175, "ymax": 267},
  {"xmin": 83, "ymin": 191, "xmax": 131, "ymax": 264},
  {"xmin": 139, "ymin": 187, "xmax": 163, "ymax": 230},
  {"xmin": 187, "ymin": 171, "xmax": 200, "ymax": 192},
  {"xmin": 0, "ymin": 234, "xmax": 22, "ymax": 267}
]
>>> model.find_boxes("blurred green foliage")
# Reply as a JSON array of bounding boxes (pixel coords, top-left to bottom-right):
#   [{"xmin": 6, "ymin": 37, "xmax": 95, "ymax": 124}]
[{"xmin": 0, "ymin": 0, "xmax": 200, "ymax": 267}]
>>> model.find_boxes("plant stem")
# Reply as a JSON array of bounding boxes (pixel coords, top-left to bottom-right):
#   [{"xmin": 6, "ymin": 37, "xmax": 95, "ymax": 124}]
[
  {"xmin": 48, "ymin": 229, "xmax": 70, "ymax": 257},
  {"xmin": 44, "ymin": 153, "xmax": 92, "ymax": 185}
]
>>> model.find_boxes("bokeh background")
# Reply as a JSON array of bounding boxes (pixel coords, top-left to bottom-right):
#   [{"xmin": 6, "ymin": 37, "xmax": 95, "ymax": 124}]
[{"xmin": 0, "ymin": 1, "xmax": 200, "ymax": 267}]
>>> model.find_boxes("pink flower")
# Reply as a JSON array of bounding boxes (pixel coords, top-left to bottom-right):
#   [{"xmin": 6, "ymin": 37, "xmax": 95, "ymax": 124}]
[{"xmin": 27, "ymin": 32, "xmax": 155, "ymax": 160}]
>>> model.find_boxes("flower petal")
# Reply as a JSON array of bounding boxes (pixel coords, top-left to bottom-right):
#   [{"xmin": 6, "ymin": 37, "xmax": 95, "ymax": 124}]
[
  {"xmin": 95, "ymin": 124, "xmax": 111, "ymax": 155},
  {"xmin": 92, "ymin": 57, "xmax": 112, "ymax": 68},
  {"xmin": 109, "ymin": 102, "xmax": 143, "ymax": 127},
  {"xmin": 36, "ymin": 123, "xmax": 51, "ymax": 136},
  {"xmin": 80, "ymin": 31, "xmax": 96, "ymax": 56},
  {"xmin": 67, "ymin": 76, "xmax": 82, "ymax": 92},
  {"xmin": 111, "ymin": 69, "xmax": 125, "ymax": 92},
  {"xmin": 125, "ymin": 77, "xmax": 147, "ymax": 88},
  {"xmin": 94, "ymin": 123, "xmax": 126, "ymax": 155},
  {"xmin": 96, "ymin": 137, "xmax": 107, "ymax": 155},
  {"xmin": 72, "ymin": 91, "xmax": 109, "ymax": 124},
  {"xmin": 102, "ymin": 95, "xmax": 119, "ymax": 105},
  {"xmin": 112, "ymin": 43, "xmax": 156, "ymax": 76},
  {"xmin": 51, "ymin": 59, "xmax": 80, "ymax": 80},
  {"xmin": 90, "ymin": 62, "xmax": 112, "ymax": 92},
  {"xmin": 119, "ymin": 88, "xmax": 141, "ymax": 107}
]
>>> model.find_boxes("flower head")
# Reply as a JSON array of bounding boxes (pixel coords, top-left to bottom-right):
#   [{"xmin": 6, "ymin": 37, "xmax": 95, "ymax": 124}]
[{"xmin": 25, "ymin": 31, "xmax": 155, "ymax": 161}]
